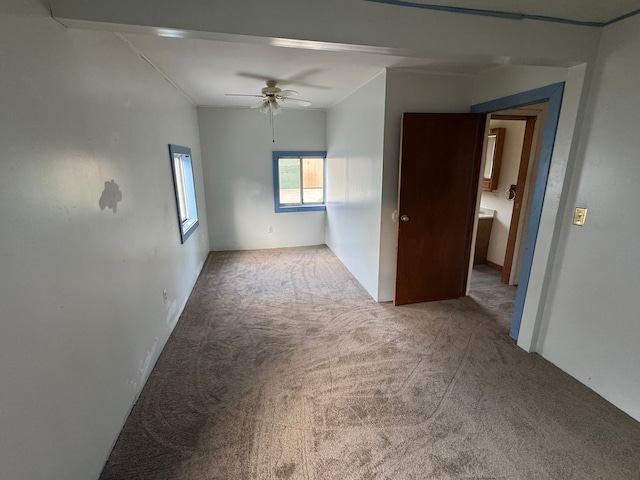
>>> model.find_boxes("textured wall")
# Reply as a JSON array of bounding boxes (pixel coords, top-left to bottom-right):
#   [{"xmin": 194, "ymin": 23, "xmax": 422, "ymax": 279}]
[
  {"xmin": 536, "ymin": 14, "xmax": 640, "ymax": 421},
  {"xmin": 0, "ymin": 1, "xmax": 209, "ymax": 479},
  {"xmin": 326, "ymin": 72, "xmax": 386, "ymax": 300}
]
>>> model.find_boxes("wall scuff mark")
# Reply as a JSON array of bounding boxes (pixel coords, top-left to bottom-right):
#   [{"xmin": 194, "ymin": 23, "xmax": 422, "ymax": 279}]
[{"xmin": 99, "ymin": 179, "xmax": 123, "ymax": 213}]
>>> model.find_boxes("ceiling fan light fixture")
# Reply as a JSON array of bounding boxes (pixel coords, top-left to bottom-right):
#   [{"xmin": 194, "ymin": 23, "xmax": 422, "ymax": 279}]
[
  {"xmin": 271, "ymin": 99, "xmax": 283, "ymax": 116},
  {"xmin": 227, "ymin": 80, "xmax": 312, "ymax": 141}
]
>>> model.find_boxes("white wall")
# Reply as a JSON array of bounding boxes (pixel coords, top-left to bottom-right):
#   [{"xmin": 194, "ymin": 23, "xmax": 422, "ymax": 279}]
[
  {"xmin": 481, "ymin": 119, "xmax": 526, "ymax": 266},
  {"xmin": 0, "ymin": 2, "xmax": 209, "ymax": 479},
  {"xmin": 198, "ymin": 108, "xmax": 326, "ymax": 250},
  {"xmin": 534, "ymin": 14, "xmax": 640, "ymax": 421},
  {"xmin": 473, "ymin": 66, "xmax": 572, "ymax": 105},
  {"xmin": 326, "ymin": 72, "xmax": 386, "ymax": 299},
  {"xmin": 378, "ymin": 70, "xmax": 476, "ymax": 301}
]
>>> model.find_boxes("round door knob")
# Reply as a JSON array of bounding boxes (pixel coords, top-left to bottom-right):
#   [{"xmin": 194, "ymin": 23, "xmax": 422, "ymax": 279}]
[{"xmin": 400, "ymin": 214, "xmax": 410, "ymax": 222}]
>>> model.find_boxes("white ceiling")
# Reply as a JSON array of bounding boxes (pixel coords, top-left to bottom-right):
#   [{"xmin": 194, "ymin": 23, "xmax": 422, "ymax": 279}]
[
  {"xmin": 401, "ymin": 0, "xmax": 638, "ymax": 24},
  {"xmin": 120, "ymin": 1, "xmax": 640, "ymax": 110},
  {"xmin": 124, "ymin": 33, "xmax": 503, "ymax": 109}
]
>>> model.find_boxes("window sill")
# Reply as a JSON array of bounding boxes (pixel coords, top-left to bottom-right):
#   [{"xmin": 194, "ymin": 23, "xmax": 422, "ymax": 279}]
[
  {"xmin": 180, "ymin": 219, "xmax": 199, "ymax": 242},
  {"xmin": 275, "ymin": 205, "xmax": 326, "ymax": 213}
]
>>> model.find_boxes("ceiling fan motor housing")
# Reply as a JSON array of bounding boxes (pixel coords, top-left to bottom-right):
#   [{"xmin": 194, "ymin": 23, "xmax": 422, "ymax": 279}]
[{"xmin": 262, "ymin": 80, "xmax": 281, "ymax": 96}]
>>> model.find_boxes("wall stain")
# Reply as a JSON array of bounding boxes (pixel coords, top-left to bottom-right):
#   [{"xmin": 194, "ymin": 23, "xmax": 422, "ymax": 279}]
[{"xmin": 99, "ymin": 179, "xmax": 123, "ymax": 213}]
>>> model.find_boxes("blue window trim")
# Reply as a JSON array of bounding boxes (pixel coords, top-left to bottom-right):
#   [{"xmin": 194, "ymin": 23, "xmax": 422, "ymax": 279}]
[
  {"xmin": 169, "ymin": 144, "xmax": 199, "ymax": 243},
  {"xmin": 272, "ymin": 150, "xmax": 327, "ymax": 213}
]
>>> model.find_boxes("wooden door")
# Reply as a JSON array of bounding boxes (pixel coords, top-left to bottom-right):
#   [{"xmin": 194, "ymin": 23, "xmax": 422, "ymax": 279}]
[{"xmin": 394, "ymin": 113, "xmax": 486, "ymax": 306}]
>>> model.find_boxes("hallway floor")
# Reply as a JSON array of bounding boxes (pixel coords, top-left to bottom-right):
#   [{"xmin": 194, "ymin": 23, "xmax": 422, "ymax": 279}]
[
  {"xmin": 100, "ymin": 247, "xmax": 640, "ymax": 479},
  {"xmin": 469, "ymin": 264, "xmax": 517, "ymax": 332}
]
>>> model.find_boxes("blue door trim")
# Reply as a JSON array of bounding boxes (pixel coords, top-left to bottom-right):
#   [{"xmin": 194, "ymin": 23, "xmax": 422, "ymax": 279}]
[{"xmin": 471, "ymin": 82, "xmax": 565, "ymax": 340}]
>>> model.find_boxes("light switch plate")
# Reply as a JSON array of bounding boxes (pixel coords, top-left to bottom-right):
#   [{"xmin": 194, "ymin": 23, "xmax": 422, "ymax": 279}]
[{"xmin": 573, "ymin": 207, "xmax": 588, "ymax": 226}]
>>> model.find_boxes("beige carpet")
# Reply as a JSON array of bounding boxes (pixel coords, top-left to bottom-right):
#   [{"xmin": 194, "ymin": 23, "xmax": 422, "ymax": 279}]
[
  {"xmin": 100, "ymin": 245, "xmax": 640, "ymax": 479},
  {"xmin": 469, "ymin": 265, "xmax": 517, "ymax": 332}
]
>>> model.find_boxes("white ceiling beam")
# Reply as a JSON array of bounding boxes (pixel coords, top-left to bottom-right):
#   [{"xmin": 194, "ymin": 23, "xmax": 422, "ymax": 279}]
[{"xmin": 50, "ymin": 0, "xmax": 601, "ymax": 67}]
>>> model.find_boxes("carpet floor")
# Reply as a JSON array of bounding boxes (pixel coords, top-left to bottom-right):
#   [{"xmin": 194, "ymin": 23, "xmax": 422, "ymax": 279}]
[
  {"xmin": 100, "ymin": 246, "xmax": 640, "ymax": 479},
  {"xmin": 469, "ymin": 265, "xmax": 517, "ymax": 332}
]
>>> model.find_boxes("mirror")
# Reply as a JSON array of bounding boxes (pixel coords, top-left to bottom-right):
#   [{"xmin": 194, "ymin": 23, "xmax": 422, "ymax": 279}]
[{"xmin": 482, "ymin": 127, "xmax": 505, "ymax": 192}]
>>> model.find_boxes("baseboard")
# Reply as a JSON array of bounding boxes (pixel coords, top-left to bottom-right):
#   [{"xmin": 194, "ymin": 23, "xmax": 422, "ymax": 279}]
[{"xmin": 486, "ymin": 260, "xmax": 503, "ymax": 272}]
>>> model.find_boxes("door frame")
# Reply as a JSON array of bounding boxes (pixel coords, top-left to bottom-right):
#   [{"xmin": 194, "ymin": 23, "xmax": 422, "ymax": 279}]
[
  {"xmin": 489, "ymin": 114, "xmax": 538, "ymax": 285},
  {"xmin": 471, "ymin": 82, "xmax": 565, "ymax": 343}
]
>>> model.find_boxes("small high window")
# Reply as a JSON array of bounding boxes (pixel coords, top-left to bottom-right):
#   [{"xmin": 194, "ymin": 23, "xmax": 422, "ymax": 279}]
[
  {"xmin": 272, "ymin": 151, "xmax": 326, "ymax": 213},
  {"xmin": 169, "ymin": 144, "xmax": 199, "ymax": 243}
]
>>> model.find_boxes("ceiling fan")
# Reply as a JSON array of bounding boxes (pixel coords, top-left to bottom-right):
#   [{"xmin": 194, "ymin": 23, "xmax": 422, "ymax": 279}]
[
  {"xmin": 227, "ymin": 79, "xmax": 312, "ymax": 112},
  {"xmin": 226, "ymin": 80, "xmax": 312, "ymax": 141}
]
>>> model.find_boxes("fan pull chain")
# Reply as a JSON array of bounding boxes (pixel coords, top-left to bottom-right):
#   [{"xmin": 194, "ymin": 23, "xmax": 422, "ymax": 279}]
[{"xmin": 270, "ymin": 107, "xmax": 275, "ymax": 142}]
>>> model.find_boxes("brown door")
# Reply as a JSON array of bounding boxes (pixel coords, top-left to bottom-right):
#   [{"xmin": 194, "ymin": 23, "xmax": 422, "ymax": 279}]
[{"xmin": 394, "ymin": 113, "xmax": 486, "ymax": 306}]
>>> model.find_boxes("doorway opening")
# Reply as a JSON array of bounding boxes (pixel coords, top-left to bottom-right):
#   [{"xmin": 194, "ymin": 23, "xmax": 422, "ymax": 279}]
[
  {"xmin": 469, "ymin": 104, "xmax": 548, "ymax": 332},
  {"xmin": 393, "ymin": 82, "xmax": 566, "ymax": 343},
  {"xmin": 470, "ymin": 82, "xmax": 565, "ymax": 341}
]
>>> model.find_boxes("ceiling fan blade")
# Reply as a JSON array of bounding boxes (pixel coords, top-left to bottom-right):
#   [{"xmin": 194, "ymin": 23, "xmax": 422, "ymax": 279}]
[
  {"xmin": 276, "ymin": 90, "xmax": 299, "ymax": 97},
  {"xmin": 226, "ymin": 93, "xmax": 264, "ymax": 98},
  {"xmin": 237, "ymin": 71, "xmax": 331, "ymax": 90},
  {"xmin": 279, "ymin": 97, "xmax": 312, "ymax": 107},
  {"xmin": 237, "ymin": 72, "xmax": 283, "ymax": 83}
]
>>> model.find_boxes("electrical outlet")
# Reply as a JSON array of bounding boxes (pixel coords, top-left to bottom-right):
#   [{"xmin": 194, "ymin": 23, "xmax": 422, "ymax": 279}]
[
  {"xmin": 268, "ymin": 225, "xmax": 273, "ymax": 233},
  {"xmin": 162, "ymin": 289, "xmax": 168, "ymax": 303}
]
